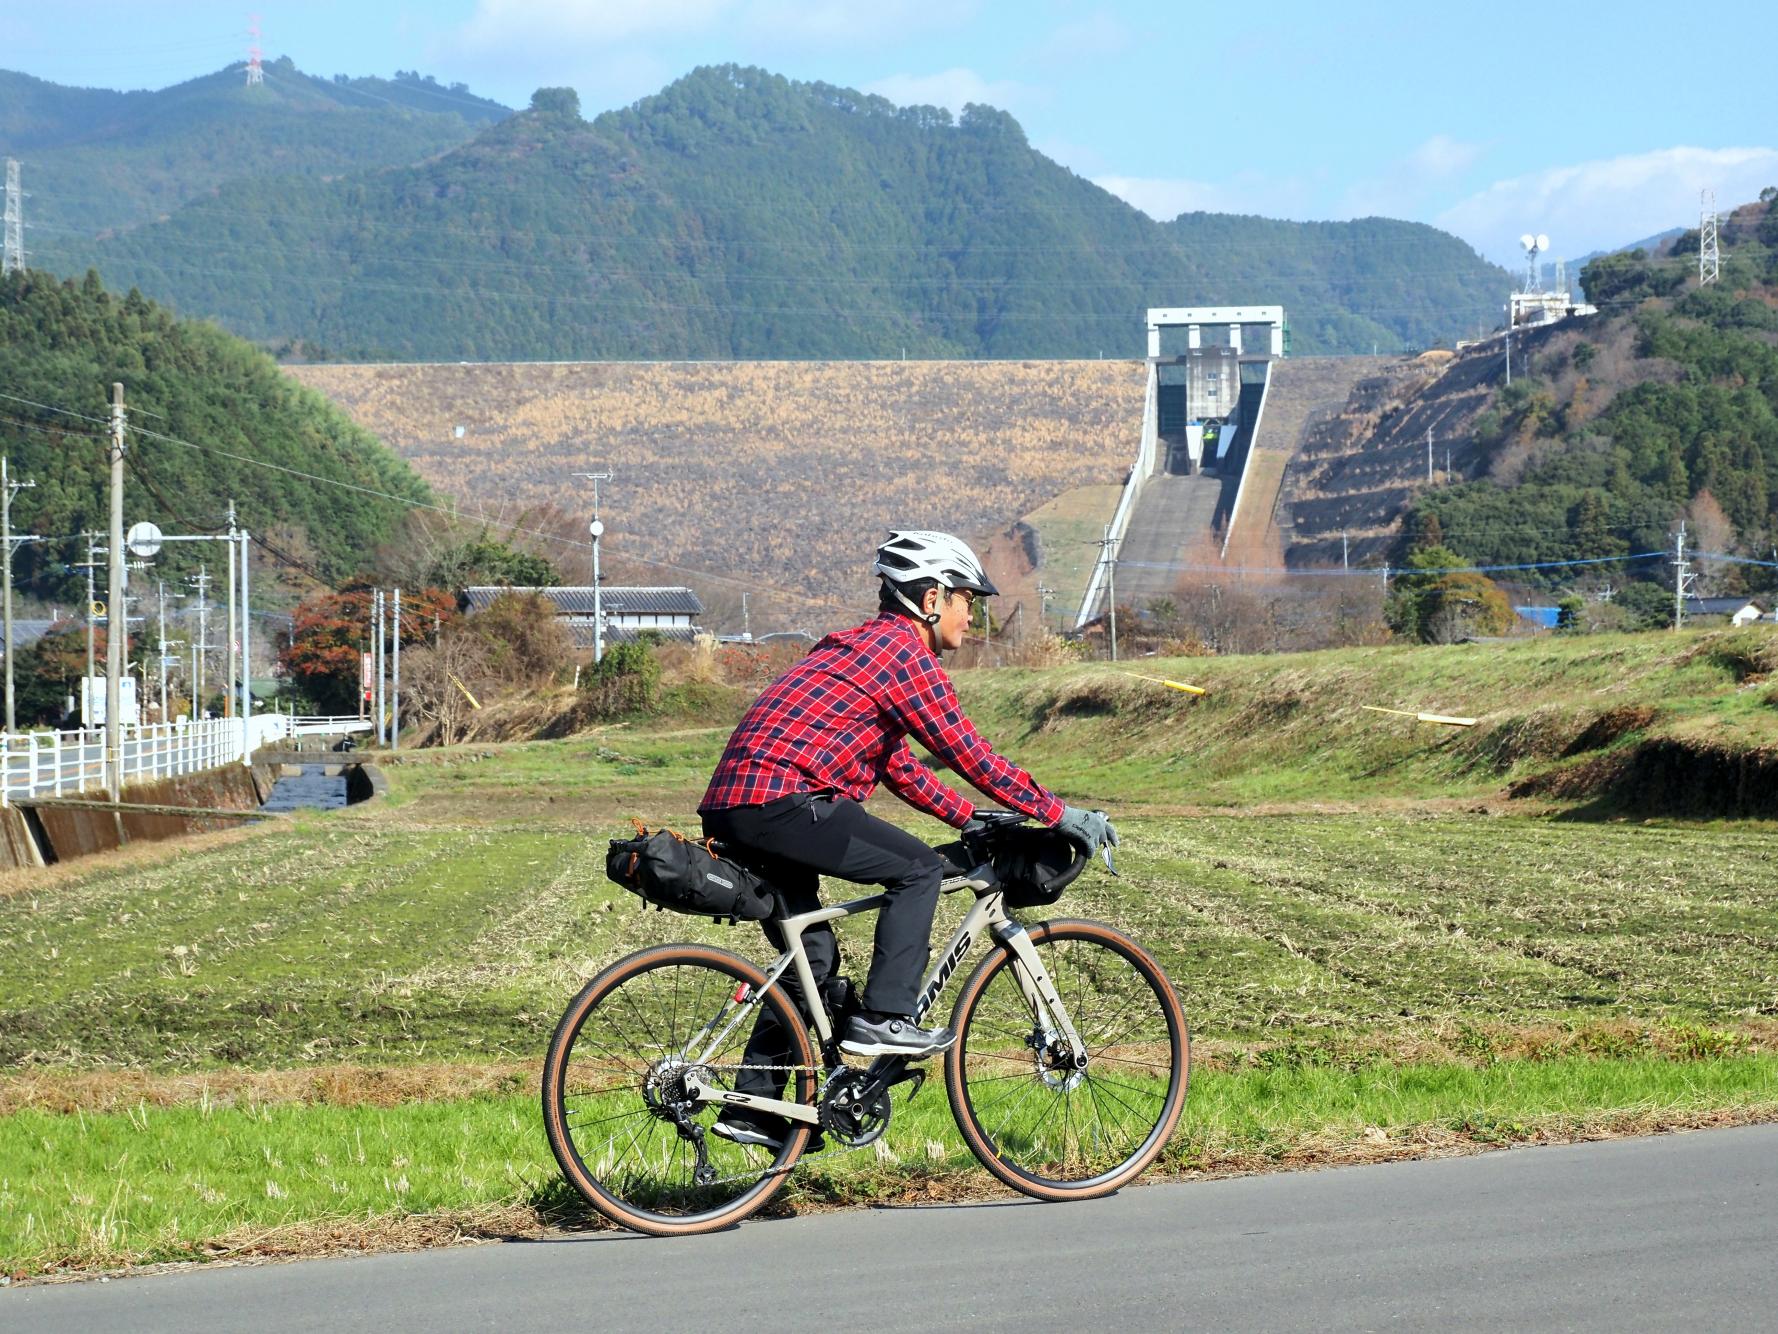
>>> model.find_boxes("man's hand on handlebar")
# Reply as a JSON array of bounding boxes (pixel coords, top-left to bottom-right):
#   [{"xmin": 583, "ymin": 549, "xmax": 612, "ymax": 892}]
[{"xmin": 1056, "ymin": 805, "xmax": 1118, "ymax": 856}]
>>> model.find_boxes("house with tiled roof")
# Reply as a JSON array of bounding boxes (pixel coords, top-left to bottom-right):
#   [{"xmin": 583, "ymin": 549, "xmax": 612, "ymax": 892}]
[{"xmin": 460, "ymin": 586, "xmax": 706, "ymax": 647}]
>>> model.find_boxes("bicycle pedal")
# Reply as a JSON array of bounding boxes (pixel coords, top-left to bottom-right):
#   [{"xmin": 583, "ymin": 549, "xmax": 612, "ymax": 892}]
[{"xmin": 887, "ymin": 1068, "xmax": 927, "ymax": 1099}]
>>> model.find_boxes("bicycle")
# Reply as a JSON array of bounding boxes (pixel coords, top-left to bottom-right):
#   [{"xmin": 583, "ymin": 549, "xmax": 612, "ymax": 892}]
[{"xmin": 541, "ymin": 812, "xmax": 1189, "ymax": 1235}]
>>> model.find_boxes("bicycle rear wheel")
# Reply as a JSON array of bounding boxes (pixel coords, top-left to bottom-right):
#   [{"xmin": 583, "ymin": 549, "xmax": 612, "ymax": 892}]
[
  {"xmin": 542, "ymin": 943, "xmax": 817, "ymax": 1235},
  {"xmin": 945, "ymin": 918, "xmax": 1188, "ymax": 1200}
]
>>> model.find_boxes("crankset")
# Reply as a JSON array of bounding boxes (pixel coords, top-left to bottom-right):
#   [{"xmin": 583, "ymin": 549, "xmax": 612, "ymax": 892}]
[{"xmin": 818, "ymin": 1068, "xmax": 894, "ymax": 1147}]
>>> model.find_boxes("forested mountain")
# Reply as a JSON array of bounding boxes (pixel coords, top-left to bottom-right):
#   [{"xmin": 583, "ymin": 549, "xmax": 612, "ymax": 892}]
[
  {"xmin": 1162, "ymin": 213, "xmax": 1514, "ymax": 353},
  {"xmin": 1407, "ymin": 193, "xmax": 1778, "ymax": 613},
  {"xmin": 43, "ymin": 66, "xmax": 1510, "ymax": 361},
  {"xmin": 0, "ymin": 268, "xmax": 432, "ymax": 601},
  {"xmin": 4, "ymin": 61, "xmax": 508, "ymax": 242}
]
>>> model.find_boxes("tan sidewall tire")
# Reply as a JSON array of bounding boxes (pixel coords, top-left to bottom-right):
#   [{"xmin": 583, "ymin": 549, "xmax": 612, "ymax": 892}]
[
  {"xmin": 944, "ymin": 918, "xmax": 1190, "ymax": 1202},
  {"xmin": 541, "ymin": 942, "xmax": 816, "ymax": 1236}
]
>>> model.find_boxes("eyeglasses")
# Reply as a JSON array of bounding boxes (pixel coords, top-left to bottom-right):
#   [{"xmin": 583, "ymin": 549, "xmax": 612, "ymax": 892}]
[{"xmin": 948, "ymin": 589, "xmax": 977, "ymax": 608}]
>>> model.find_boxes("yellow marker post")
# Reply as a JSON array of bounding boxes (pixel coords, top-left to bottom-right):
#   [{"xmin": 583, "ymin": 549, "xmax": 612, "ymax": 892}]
[
  {"xmin": 1119, "ymin": 671, "xmax": 1208, "ymax": 696},
  {"xmin": 1361, "ymin": 704, "xmax": 1476, "ymax": 727},
  {"xmin": 448, "ymin": 672, "xmax": 482, "ymax": 710}
]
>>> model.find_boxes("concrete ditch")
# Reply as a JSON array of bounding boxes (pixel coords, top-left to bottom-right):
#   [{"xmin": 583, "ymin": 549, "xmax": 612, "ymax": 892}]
[{"xmin": 0, "ymin": 754, "xmax": 384, "ymax": 869}]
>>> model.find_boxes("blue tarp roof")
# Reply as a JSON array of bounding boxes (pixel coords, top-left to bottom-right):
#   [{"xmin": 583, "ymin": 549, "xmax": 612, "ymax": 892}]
[{"xmin": 1514, "ymin": 605, "xmax": 1561, "ymax": 629}]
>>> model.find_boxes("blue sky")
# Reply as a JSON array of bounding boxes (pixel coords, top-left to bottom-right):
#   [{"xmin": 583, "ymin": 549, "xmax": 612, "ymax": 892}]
[{"xmin": 8, "ymin": 1, "xmax": 1776, "ymax": 267}]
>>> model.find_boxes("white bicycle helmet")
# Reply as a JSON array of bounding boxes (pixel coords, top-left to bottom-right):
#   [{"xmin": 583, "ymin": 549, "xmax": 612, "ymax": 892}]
[{"xmin": 874, "ymin": 529, "xmax": 998, "ymax": 622}]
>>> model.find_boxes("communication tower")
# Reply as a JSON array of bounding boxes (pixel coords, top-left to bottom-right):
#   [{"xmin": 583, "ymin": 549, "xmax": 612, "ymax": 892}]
[
  {"xmin": 1519, "ymin": 233, "xmax": 1549, "ymax": 294},
  {"xmin": 1699, "ymin": 188, "xmax": 1720, "ymax": 286},
  {"xmin": 245, "ymin": 16, "xmax": 264, "ymax": 86},
  {"xmin": 2, "ymin": 159, "xmax": 22, "ymax": 275}
]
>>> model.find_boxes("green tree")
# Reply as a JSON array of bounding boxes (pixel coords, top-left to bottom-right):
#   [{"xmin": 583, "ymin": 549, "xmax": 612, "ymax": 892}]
[
  {"xmin": 428, "ymin": 534, "xmax": 560, "ymax": 590},
  {"xmin": 1385, "ymin": 545, "xmax": 1515, "ymax": 643},
  {"xmin": 584, "ymin": 639, "xmax": 662, "ymax": 714}
]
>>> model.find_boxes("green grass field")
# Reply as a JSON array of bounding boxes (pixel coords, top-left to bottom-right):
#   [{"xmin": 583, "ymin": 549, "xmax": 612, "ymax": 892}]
[{"xmin": 4, "ymin": 626, "xmax": 1776, "ymax": 1273}]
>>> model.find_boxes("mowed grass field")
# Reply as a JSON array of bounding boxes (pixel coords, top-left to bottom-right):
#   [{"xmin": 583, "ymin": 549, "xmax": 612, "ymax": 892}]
[{"xmin": 4, "ymin": 628, "xmax": 1777, "ymax": 1273}]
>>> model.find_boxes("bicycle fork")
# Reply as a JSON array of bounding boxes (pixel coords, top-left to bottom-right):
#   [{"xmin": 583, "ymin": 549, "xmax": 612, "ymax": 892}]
[{"xmin": 992, "ymin": 920, "xmax": 1091, "ymax": 1077}]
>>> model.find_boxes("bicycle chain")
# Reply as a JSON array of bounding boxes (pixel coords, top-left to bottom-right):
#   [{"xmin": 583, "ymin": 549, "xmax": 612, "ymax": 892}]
[{"xmin": 684, "ymin": 1061, "xmax": 905, "ymax": 1183}]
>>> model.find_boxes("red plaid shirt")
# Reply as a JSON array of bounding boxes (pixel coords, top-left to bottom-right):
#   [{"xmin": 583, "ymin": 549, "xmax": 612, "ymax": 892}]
[{"xmin": 700, "ymin": 613, "xmax": 1064, "ymax": 829}]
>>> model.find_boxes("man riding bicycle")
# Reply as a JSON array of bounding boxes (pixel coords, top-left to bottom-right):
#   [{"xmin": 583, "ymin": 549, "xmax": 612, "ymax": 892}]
[{"xmin": 698, "ymin": 529, "xmax": 1118, "ymax": 1149}]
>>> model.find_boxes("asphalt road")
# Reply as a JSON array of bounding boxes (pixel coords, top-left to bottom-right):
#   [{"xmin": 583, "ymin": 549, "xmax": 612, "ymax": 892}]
[{"xmin": 10, "ymin": 1124, "xmax": 1777, "ymax": 1332}]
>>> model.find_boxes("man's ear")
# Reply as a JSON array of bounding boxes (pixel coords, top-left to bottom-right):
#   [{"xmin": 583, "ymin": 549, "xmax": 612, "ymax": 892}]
[{"xmin": 923, "ymin": 585, "xmax": 944, "ymax": 616}]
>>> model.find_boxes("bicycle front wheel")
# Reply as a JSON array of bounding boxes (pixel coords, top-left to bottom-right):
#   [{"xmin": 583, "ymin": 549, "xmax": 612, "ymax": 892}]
[
  {"xmin": 945, "ymin": 918, "xmax": 1188, "ymax": 1200},
  {"xmin": 542, "ymin": 943, "xmax": 817, "ymax": 1235}
]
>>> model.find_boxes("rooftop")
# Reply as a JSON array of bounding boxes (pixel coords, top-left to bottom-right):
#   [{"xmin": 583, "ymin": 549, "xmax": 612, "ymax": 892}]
[{"xmin": 462, "ymin": 586, "xmax": 705, "ymax": 617}]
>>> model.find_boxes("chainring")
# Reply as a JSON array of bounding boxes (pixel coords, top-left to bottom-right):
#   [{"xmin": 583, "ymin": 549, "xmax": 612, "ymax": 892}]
[{"xmin": 817, "ymin": 1068, "xmax": 893, "ymax": 1147}]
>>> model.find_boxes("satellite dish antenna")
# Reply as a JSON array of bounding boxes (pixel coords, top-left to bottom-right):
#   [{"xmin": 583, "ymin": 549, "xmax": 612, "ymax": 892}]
[
  {"xmin": 1536, "ymin": 234, "xmax": 1550, "ymax": 253},
  {"xmin": 1520, "ymin": 233, "xmax": 1536, "ymax": 250}
]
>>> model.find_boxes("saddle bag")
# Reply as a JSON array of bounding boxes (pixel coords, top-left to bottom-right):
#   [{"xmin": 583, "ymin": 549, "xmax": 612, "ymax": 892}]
[{"xmin": 605, "ymin": 822, "xmax": 777, "ymax": 924}]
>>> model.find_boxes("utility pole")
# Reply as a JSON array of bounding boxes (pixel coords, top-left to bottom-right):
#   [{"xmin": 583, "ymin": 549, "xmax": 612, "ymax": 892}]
[
  {"xmin": 1342, "ymin": 532, "xmax": 1350, "ymax": 570},
  {"xmin": 238, "ymin": 525, "xmax": 251, "ymax": 747},
  {"xmin": 574, "ymin": 471, "xmax": 614, "ymax": 664},
  {"xmin": 1036, "ymin": 584, "xmax": 1055, "ymax": 631},
  {"xmin": 225, "ymin": 500, "xmax": 237, "ymax": 718},
  {"xmin": 1426, "ymin": 426, "xmax": 1433, "ymax": 483},
  {"xmin": 373, "ymin": 588, "xmax": 385, "ymax": 745},
  {"xmin": 2, "ymin": 159, "xmax": 23, "ymax": 275},
  {"xmin": 741, "ymin": 592, "xmax": 751, "ymax": 641},
  {"xmin": 83, "ymin": 533, "xmax": 97, "ymax": 691},
  {"xmin": 1097, "ymin": 525, "xmax": 1121, "ymax": 662},
  {"xmin": 391, "ymin": 587, "xmax": 401, "ymax": 749},
  {"xmin": 191, "ymin": 565, "xmax": 210, "ymax": 713},
  {"xmin": 2, "ymin": 455, "xmax": 36, "ymax": 732},
  {"xmin": 106, "ymin": 384, "xmax": 126, "ymax": 801},
  {"xmin": 1673, "ymin": 521, "xmax": 1692, "ymax": 631},
  {"xmin": 1504, "ymin": 300, "xmax": 1512, "ymax": 387},
  {"xmin": 157, "ymin": 580, "xmax": 169, "ymax": 721}
]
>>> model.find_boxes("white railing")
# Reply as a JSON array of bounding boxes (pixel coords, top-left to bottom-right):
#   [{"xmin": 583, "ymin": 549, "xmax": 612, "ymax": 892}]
[
  {"xmin": 1218, "ymin": 360, "xmax": 1275, "ymax": 560},
  {"xmin": 289, "ymin": 715, "xmax": 375, "ymax": 739},
  {"xmin": 0, "ymin": 714, "xmax": 373, "ymax": 807},
  {"xmin": 1075, "ymin": 359, "xmax": 1159, "ymax": 628}
]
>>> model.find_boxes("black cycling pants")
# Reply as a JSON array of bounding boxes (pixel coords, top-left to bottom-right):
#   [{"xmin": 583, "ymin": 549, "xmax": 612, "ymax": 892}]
[{"xmin": 702, "ymin": 794, "xmax": 947, "ymax": 1095}]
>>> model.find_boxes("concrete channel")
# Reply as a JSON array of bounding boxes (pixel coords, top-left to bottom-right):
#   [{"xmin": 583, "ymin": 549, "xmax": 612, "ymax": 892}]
[{"xmin": 0, "ymin": 740, "xmax": 379, "ymax": 869}]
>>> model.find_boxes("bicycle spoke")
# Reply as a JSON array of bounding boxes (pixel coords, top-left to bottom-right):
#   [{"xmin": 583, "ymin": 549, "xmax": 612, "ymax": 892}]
[
  {"xmin": 546, "ymin": 949, "xmax": 816, "ymax": 1231},
  {"xmin": 951, "ymin": 925, "xmax": 1185, "ymax": 1195}
]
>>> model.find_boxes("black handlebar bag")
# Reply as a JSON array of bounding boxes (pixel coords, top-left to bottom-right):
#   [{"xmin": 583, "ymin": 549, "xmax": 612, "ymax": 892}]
[{"xmin": 935, "ymin": 822, "xmax": 1090, "ymax": 909}]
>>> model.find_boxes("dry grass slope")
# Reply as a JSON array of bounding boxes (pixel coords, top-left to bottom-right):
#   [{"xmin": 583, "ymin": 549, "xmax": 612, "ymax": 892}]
[{"xmin": 290, "ymin": 360, "xmax": 1143, "ymax": 623}]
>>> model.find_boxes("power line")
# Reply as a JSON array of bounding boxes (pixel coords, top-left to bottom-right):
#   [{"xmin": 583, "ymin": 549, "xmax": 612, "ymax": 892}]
[
  {"xmin": 0, "ymin": 385, "xmax": 862, "ymax": 618},
  {"xmin": 1119, "ymin": 551, "xmax": 1668, "ymax": 579}
]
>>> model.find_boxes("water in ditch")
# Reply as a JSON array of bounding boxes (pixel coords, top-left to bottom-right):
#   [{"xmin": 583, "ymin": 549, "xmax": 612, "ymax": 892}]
[{"xmin": 260, "ymin": 763, "xmax": 351, "ymax": 812}]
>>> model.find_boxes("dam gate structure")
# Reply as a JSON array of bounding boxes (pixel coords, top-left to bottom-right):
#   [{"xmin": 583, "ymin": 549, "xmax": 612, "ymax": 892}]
[{"xmin": 1075, "ymin": 306, "xmax": 1285, "ymax": 627}]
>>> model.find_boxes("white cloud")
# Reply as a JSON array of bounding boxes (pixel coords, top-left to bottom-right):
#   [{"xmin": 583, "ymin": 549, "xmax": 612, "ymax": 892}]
[
  {"xmin": 1338, "ymin": 135, "xmax": 1487, "ymax": 219},
  {"xmin": 1407, "ymin": 134, "xmax": 1485, "ymax": 179},
  {"xmin": 1438, "ymin": 145, "xmax": 1778, "ymax": 266},
  {"xmin": 863, "ymin": 68, "xmax": 1032, "ymax": 116}
]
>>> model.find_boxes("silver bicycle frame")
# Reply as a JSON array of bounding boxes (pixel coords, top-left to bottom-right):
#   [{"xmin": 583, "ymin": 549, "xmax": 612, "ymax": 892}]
[{"xmin": 680, "ymin": 872, "xmax": 1089, "ymax": 1127}]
